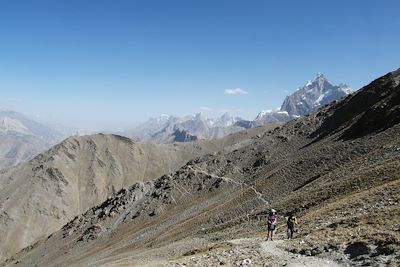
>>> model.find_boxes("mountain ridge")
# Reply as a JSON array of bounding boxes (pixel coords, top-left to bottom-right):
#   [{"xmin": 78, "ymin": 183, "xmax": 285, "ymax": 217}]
[
  {"xmin": 129, "ymin": 112, "xmax": 245, "ymax": 143},
  {"xmin": 0, "ymin": 125, "xmax": 278, "ymax": 261},
  {"xmin": 129, "ymin": 73, "xmax": 352, "ymax": 143},
  {"xmin": 2, "ymin": 69, "xmax": 399, "ymax": 266}
]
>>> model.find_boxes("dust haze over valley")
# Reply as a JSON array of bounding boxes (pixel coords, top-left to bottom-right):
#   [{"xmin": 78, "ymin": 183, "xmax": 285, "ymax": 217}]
[{"xmin": 1, "ymin": 1, "xmax": 400, "ymax": 267}]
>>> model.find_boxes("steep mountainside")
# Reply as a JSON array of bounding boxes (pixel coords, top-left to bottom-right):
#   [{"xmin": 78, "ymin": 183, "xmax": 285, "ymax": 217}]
[
  {"xmin": 255, "ymin": 73, "xmax": 351, "ymax": 124},
  {"xmin": 4, "ymin": 69, "xmax": 399, "ymax": 266},
  {"xmin": 0, "ymin": 126, "xmax": 275, "ymax": 262},
  {"xmin": 0, "ymin": 110, "xmax": 62, "ymax": 169}
]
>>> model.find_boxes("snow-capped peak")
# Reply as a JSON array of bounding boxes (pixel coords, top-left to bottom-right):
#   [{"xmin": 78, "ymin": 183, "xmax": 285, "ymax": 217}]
[
  {"xmin": 308, "ymin": 72, "xmax": 329, "ymax": 88},
  {"xmin": 194, "ymin": 112, "xmax": 206, "ymax": 121},
  {"xmin": 338, "ymin": 83, "xmax": 352, "ymax": 94},
  {"xmin": 314, "ymin": 72, "xmax": 326, "ymax": 80},
  {"xmin": 213, "ymin": 112, "xmax": 239, "ymax": 127},
  {"xmin": 254, "ymin": 109, "xmax": 275, "ymax": 121},
  {"xmin": 277, "ymin": 73, "xmax": 353, "ymax": 117},
  {"xmin": 254, "ymin": 108, "xmax": 290, "ymax": 122}
]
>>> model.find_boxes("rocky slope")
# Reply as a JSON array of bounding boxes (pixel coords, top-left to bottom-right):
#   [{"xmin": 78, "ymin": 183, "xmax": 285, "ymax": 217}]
[
  {"xmin": 3, "ymin": 69, "xmax": 399, "ymax": 266},
  {"xmin": 0, "ymin": 125, "xmax": 275, "ymax": 262},
  {"xmin": 0, "ymin": 110, "xmax": 62, "ymax": 169}
]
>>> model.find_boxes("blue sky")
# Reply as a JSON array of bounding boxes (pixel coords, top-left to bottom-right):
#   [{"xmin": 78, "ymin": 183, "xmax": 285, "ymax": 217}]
[{"xmin": 0, "ymin": 0, "xmax": 399, "ymax": 132}]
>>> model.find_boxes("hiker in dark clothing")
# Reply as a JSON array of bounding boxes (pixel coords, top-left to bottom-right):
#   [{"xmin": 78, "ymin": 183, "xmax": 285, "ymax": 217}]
[
  {"xmin": 267, "ymin": 209, "xmax": 278, "ymax": 241},
  {"xmin": 287, "ymin": 213, "xmax": 298, "ymax": 239}
]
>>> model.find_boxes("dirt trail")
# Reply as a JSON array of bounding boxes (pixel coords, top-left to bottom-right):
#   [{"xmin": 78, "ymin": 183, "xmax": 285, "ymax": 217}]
[
  {"xmin": 257, "ymin": 239, "xmax": 341, "ymax": 267},
  {"xmin": 163, "ymin": 236, "xmax": 343, "ymax": 267}
]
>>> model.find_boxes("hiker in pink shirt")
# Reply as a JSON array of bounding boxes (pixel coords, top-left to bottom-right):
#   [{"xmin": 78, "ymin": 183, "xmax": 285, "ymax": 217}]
[{"xmin": 267, "ymin": 209, "xmax": 278, "ymax": 241}]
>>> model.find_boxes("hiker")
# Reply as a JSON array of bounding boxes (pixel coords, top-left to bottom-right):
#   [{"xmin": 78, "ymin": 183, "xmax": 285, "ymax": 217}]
[
  {"xmin": 287, "ymin": 213, "xmax": 298, "ymax": 239},
  {"xmin": 267, "ymin": 209, "xmax": 278, "ymax": 241}
]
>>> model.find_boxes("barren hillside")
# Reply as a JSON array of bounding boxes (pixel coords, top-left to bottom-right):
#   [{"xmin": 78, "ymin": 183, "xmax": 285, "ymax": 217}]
[
  {"xmin": 2, "ymin": 70, "xmax": 400, "ymax": 266},
  {"xmin": 0, "ymin": 127, "xmax": 275, "ymax": 262}
]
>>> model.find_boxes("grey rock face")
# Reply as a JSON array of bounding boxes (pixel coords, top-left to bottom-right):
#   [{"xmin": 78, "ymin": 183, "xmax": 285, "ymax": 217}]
[
  {"xmin": 172, "ymin": 129, "xmax": 198, "ymax": 142},
  {"xmin": 255, "ymin": 73, "xmax": 351, "ymax": 124},
  {"xmin": 280, "ymin": 73, "xmax": 351, "ymax": 117}
]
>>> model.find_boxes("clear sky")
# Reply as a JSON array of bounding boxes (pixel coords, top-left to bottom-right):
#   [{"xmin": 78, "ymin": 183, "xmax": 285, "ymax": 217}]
[{"xmin": 0, "ymin": 0, "xmax": 399, "ymax": 132}]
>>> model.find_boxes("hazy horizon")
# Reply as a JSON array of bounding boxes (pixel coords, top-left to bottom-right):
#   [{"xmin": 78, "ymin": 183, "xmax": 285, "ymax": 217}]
[{"xmin": 1, "ymin": 0, "xmax": 399, "ymax": 132}]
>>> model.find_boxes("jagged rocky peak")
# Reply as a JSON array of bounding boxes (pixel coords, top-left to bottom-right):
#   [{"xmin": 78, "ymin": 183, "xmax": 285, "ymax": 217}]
[
  {"xmin": 214, "ymin": 112, "xmax": 241, "ymax": 127},
  {"xmin": 310, "ymin": 72, "xmax": 351, "ymax": 94},
  {"xmin": 280, "ymin": 73, "xmax": 352, "ymax": 117},
  {"xmin": 254, "ymin": 73, "xmax": 352, "ymax": 124},
  {"xmin": 312, "ymin": 72, "xmax": 328, "ymax": 87},
  {"xmin": 217, "ymin": 112, "xmax": 231, "ymax": 123}
]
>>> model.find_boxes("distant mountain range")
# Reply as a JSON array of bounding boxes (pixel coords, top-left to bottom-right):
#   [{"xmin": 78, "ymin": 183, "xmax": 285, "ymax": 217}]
[
  {"xmin": 0, "ymin": 73, "xmax": 352, "ymax": 167},
  {"xmin": 128, "ymin": 112, "xmax": 245, "ymax": 143},
  {"xmin": 0, "ymin": 110, "xmax": 62, "ymax": 169},
  {"xmin": 129, "ymin": 73, "xmax": 352, "ymax": 142}
]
